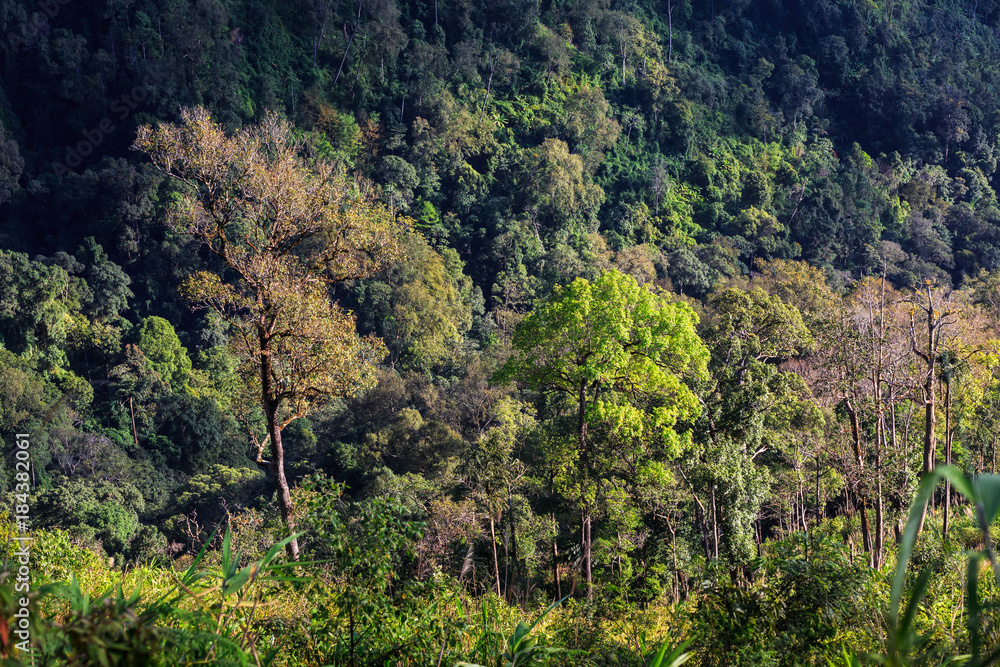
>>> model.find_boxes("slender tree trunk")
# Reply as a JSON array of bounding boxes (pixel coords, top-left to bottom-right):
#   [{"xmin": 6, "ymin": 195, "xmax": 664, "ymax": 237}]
[
  {"xmin": 800, "ymin": 487, "xmax": 809, "ymax": 533},
  {"xmin": 711, "ymin": 485, "xmax": 719, "ymax": 559},
  {"xmin": 490, "ymin": 515, "xmax": 502, "ymax": 596},
  {"xmin": 312, "ymin": 26, "xmax": 325, "ymax": 68},
  {"xmin": 913, "ymin": 286, "xmax": 941, "ymax": 536},
  {"xmin": 697, "ymin": 502, "xmax": 710, "ymax": 558},
  {"xmin": 583, "ymin": 513, "xmax": 592, "ymax": 600},
  {"xmin": 943, "ymin": 375, "xmax": 952, "ymax": 541},
  {"xmin": 481, "ymin": 68, "xmax": 494, "ymax": 118},
  {"xmin": 668, "ymin": 519, "xmax": 679, "ymax": 602},
  {"xmin": 756, "ymin": 517, "xmax": 763, "ymax": 558},
  {"xmin": 333, "ymin": 30, "xmax": 357, "ymax": 86},
  {"xmin": 552, "ymin": 514, "xmax": 561, "ymax": 601},
  {"xmin": 891, "ymin": 391, "xmax": 900, "ymax": 513},
  {"xmin": 129, "ymin": 397, "xmax": 139, "ymax": 449},
  {"xmin": 815, "ymin": 452, "xmax": 821, "ymax": 523},
  {"xmin": 333, "ymin": 5, "xmax": 363, "ymax": 87},
  {"xmin": 875, "ymin": 421, "xmax": 885, "ymax": 569},
  {"xmin": 480, "ymin": 49, "xmax": 496, "ymax": 120},
  {"xmin": 267, "ymin": 414, "xmax": 299, "ymax": 560},
  {"xmin": 993, "ymin": 434, "xmax": 997, "ymax": 474},
  {"xmin": 578, "ymin": 379, "xmax": 592, "ymax": 600},
  {"xmin": 872, "ymin": 286, "xmax": 887, "ymax": 570},
  {"xmin": 916, "ymin": 363, "xmax": 936, "ymax": 534},
  {"xmin": 798, "ymin": 478, "xmax": 807, "ymax": 532},
  {"xmin": 261, "ymin": 339, "xmax": 299, "ymax": 561},
  {"xmin": 679, "ymin": 466, "xmax": 712, "ymax": 560},
  {"xmin": 400, "ymin": 75, "xmax": 409, "ymax": 120},
  {"xmin": 667, "ymin": 1, "xmax": 674, "ymax": 62},
  {"xmin": 845, "ymin": 399, "xmax": 873, "ymax": 562},
  {"xmin": 923, "ymin": 373, "xmax": 937, "ymax": 475}
]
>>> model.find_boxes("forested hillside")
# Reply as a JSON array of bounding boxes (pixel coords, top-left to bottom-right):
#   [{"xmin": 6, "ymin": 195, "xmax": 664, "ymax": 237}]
[{"xmin": 5, "ymin": 0, "xmax": 1000, "ymax": 664}]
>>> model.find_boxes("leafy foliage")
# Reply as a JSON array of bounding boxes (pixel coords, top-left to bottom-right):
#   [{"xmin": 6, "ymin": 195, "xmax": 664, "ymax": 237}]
[{"xmin": 9, "ymin": 0, "xmax": 1000, "ymax": 663}]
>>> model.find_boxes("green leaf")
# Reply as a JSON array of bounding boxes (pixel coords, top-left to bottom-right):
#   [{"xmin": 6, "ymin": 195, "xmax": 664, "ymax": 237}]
[
  {"xmin": 648, "ymin": 639, "xmax": 693, "ymax": 667},
  {"xmin": 975, "ymin": 475, "xmax": 1000, "ymax": 527}
]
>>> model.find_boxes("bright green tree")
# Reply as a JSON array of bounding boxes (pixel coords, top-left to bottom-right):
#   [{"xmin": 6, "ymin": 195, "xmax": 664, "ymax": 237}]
[
  {"xmin": 496, "ymin": 269, "xmax": 709, "ymax": 598},
  {"xmin": 0, "ymin": 250, "xmax": 84, "ymax": 365},
  {"xmin": 137, "ymin": 316, "xmax": 192, "ymax": 390}
]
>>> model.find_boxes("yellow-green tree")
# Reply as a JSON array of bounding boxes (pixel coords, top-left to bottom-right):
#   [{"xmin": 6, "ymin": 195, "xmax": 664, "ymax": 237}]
[
  {"xmin": 496, "ymin": 269, "xmax": 709, "ymax": 598},
  {"xmin": 135, "ymin": 108, "xmax": 402, "ymax": 558}
]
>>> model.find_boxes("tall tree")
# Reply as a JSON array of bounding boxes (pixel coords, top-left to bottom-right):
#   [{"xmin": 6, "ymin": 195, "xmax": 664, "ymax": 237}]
[
  {"xmin": 496, "ymin": 269, "xmax": 709, "ymax": 598},
  {"xmin": 135, "ymin": 107, "xmax": 401, "ymax": 559},
  {"xmin": 307, "ymin": 0, "xmax": 336, "ymax": 68},
  {"xmin": 460, "ymin": 397, "xmax": 533, "ymax": 599},
  {"xmin": 698, "ymin": 287, "xmax": 815, "ymax": 569},
  {"xmin": 819, "ymin": 277, "xmax": 911, "ymax": 568},
  {"xmin": 904, "ymin": 282, "xmax": 959, "ymax": 535}
]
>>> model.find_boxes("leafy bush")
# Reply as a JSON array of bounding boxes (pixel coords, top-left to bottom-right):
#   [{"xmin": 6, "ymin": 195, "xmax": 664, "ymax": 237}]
[
  {"xmin": 290, "ymin": 474, "xmax": 464, "ymax": 665},
  {"xmin": 691, "ymin": 534, "xmax": 872, "ymax": 667}
]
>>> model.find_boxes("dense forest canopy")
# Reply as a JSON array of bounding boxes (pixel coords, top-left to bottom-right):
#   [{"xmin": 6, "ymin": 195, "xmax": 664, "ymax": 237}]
[{"xmin": 5, "ymin": 0, "xmax": 1000, "ymax": 664}]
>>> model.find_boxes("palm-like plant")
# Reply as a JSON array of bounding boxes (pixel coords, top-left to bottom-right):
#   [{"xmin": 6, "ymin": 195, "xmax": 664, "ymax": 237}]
[
  {"xmin": 172, "ymin": 524, "xmax": 314, "ymax": 665},
  {"xmin": 2, "ymin": 525, "xmax": 312, "ymax": 666},
  {"xmin": 872, "ymin": 466, "xmax": 1000, "ymax": 666},
  {"xmin": 457, "ymin": 597, "xmax": 567, "ymax": 667}
]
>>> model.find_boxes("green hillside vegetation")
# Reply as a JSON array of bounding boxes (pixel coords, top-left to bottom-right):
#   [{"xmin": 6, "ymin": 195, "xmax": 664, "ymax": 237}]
[{"xmin": 4, "ymin": 0, "xmax": 1000, "ymax": 663}]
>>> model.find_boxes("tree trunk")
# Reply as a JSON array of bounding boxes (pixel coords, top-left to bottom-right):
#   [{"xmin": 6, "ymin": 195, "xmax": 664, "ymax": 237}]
[
  {"xmin": 871, "ymin": 286, "xmax": 886, "ymax": 570},
  {"xmin": 552, "ymin": 514, "xmax": 561, "ymax": 601},
  {"xmin": 800, "ymin": 487, "xmax": 809, "ymax": 533},
  {"xmin": 913, "ymin": 285, "xmax": 941, "ymax": 537},
  {"xmin": 711, "ymin": 485, "xmax": 719, "ymax": 559},
  {"xmin": 993, "ymin": 434, "xmax": 997, "ymax": 474},
  {"xmin": 267, "ymin": 416, "xmax": 299, "ymax": 561},
  {"xmin": 582, "ymin": 512, "xmax": 592, "ymax": 600},
  {"xmin": 668, "ymin": 520, "xmax": 679, "ymax": 602},
  {"xmin": 578, "ymin": 379, "xmax": 592, "ymax": 600},
  {"xmin": 815, "ymin": 453, "xmax": 821, "ymax": 523},
  {"xmin": 797, "ymin": 478, "xmax": 807, "ymax": 532},
  {"xmin": 923, "ymin": 371, "xmax": 937, "ymax": 476},
  {"xmin": 333, "ymin": 15, "xmax": 360, "ymax": 87},
  {"xmin": 312, "ymin": 28, "xmax": 325, "ymax": 68},
  {"xmin": 943, "ymin": 375, "xmax": 952, "ymax": 541},
  {"xmin": 480, "ymin": 49, "xmax": 496, "ymax": 120},
  {"xmin": 845, "ymin": 399, "xmax": 873, "ymax": 562},
  {"xmin": 916, "ymin": 356, "xmax": 936, "ymax": 535},
  {"xmin": 490, "ymin": 515, "xmax": 502, "ymax": 596},
  {"xmin": 875, "ymin": 430, "xmax": 885, "ymax": 569},
  {"xmin": 667, "ymin": 1, "xmax": 674, "ymax": 62},
  {"xmin": 129, "ymin": 396, "xmax": 139, "ymax": 449},
  {"xmin": 620, "ymin": 41, "xmax": 627, "ymax": 86},
  {"xmin": 261, "ymin": 339, "xmax": 300, "ymax": 561},
  {"xmin": 697, "ymin": 502, "xmax": 710, "ymax": 558}
]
